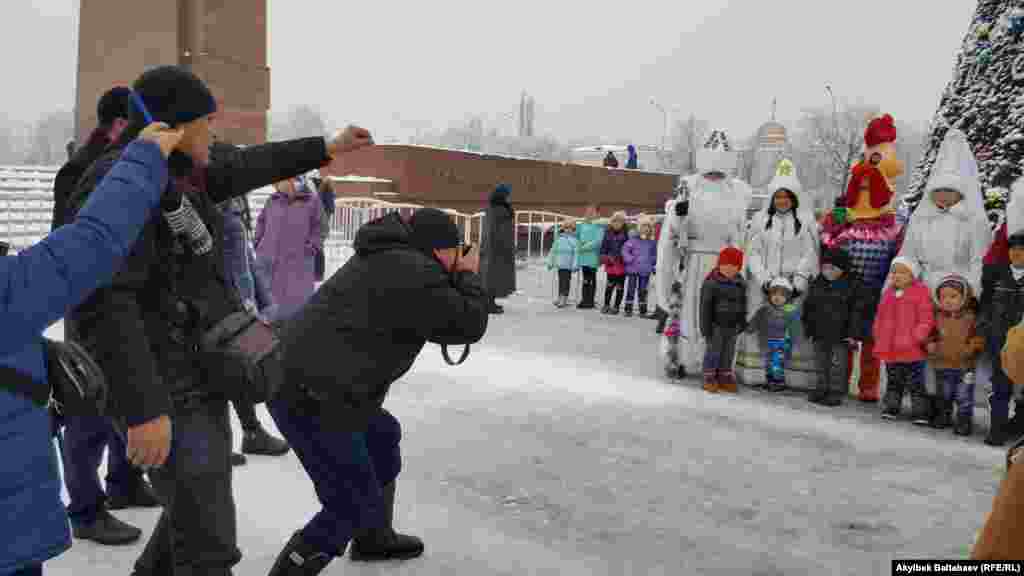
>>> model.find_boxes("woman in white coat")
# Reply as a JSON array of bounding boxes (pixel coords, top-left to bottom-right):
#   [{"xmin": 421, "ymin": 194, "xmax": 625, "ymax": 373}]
[{"xmin": 737, "ymin": 161, "xmax": 820, "ymax": 390}]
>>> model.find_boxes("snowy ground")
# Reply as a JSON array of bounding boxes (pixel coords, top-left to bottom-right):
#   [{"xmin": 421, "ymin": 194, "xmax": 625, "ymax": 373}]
[{"xmin": 44, "ymin": 263, "xmax": 1006, "ymax": 575}]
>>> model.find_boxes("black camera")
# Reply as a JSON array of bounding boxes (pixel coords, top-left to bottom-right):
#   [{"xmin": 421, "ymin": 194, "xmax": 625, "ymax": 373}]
[
  {"xmin": 675, "ymin": 201, "xmax": 689, "ymax": 217},
  {"xmin": 0, "ymin": 241, "xmax": 9, "ymax": 256}
]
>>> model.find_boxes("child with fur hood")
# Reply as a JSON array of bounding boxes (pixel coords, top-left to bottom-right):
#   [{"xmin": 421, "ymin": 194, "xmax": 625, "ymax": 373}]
[
  {"xmin": 698, "ymin": 247, "xmax": 747, "ymax": 394},
  {"xmin": 873, "ymin": 257, "xmax": 937, "ymax": 424},
  {"xmin": 925, "ymin": 274, "xmax": 984, "ymax": 435}
]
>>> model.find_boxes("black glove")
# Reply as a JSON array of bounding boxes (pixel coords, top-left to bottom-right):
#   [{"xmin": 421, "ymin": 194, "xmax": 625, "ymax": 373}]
[
  {"xmin": 161, "ymin": 180, "xmax": 184, "ymax": 212},
  {"xmin": 675, "ymin": 201, "xmax": 689, "ymax": 217}
]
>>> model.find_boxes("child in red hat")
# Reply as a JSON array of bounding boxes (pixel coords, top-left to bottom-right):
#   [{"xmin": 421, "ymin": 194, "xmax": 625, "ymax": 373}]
[{"xmin": 698, "ymin": 246, "xmax": 748, "ymax": 393}]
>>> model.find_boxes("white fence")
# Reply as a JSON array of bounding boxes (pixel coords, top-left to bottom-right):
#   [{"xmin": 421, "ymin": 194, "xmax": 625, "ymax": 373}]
[{"xmin": 0, "ymin": 167, "xmax": 663, "ymax": 266}]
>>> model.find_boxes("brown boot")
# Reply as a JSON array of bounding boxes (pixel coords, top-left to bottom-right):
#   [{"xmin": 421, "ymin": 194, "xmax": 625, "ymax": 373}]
[
  {"xmin": 702, "ymin": 370, "xmax": 719, "ymax": 393},
  {"xmin": 718, "ymin": 370, "xmax": 738, "ymax": 393}
]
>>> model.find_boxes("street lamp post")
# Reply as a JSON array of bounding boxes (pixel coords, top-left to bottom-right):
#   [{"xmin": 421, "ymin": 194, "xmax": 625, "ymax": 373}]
[
  {"xmin": 649, "ymin": 97, "xmax": 668, "ymax": 153},
  {"xmin": 825, "ymin": 84, "xmax": 841, "ymax": 206}
]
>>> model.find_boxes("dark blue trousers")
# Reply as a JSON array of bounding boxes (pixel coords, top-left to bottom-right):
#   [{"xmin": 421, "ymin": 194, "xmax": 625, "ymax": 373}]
[
  {"xmin": 268, "ymin": 391, "xmax": 402, "ymax": 557},
  {"xmin": 60, "ymin": 414, "xmax": 141, "ymax": 524}
]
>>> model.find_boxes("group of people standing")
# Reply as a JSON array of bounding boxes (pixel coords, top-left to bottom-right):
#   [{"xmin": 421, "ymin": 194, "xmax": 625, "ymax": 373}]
[
  {"xmin": 656, "ymin": 116, "xmax": 1024, "ymax": 449},
  {"xmin": 3, "ymin": 64, "xmax": 493, "ymax": 576}
]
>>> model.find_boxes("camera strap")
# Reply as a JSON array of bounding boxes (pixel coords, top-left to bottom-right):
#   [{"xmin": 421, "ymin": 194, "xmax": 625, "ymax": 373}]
[{"xmin": 441, "ymin": 344, "xmax": 470, "ymax": 366}]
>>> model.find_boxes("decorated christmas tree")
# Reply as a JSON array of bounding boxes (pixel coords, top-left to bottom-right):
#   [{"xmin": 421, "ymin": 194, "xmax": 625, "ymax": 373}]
[{"xmin": 905, "ymin": 0, "xmax": 1024, "ymax": 227}]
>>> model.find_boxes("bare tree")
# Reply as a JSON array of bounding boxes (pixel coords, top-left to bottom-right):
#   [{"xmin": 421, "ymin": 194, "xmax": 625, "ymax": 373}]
[
  {"xmin": 669, "ymin": 114, "xmax": 708, "ymax": 174},
  {"xmin": 269, "ymin": 104, "xmax": 329, "ymax": 141},
  {"xmin": 792, "ymin": 104, "xmax": 880, "ymax": 206},
  {"xmin": 23, "ymin": 110, "xmax": 74, "ymax": 165}
]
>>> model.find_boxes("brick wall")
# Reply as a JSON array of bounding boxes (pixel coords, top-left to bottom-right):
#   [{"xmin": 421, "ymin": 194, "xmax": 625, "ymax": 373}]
[{"xmin": 326, "ymin": 145, "xmax": 677, "ymax": 216}]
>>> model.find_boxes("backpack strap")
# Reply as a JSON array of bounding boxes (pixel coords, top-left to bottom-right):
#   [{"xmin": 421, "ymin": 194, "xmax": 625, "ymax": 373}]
[{"xmin": 0, "ymin": 365, "xmax": 50, "ymax": 407}]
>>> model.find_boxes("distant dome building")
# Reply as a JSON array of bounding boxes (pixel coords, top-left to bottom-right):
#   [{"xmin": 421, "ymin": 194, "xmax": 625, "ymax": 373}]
[{"xmin": 750, "ymin": 119, "xmax": 790, "ymax": 190}]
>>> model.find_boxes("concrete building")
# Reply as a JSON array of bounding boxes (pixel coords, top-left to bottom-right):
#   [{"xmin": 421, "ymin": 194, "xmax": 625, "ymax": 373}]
[{"xmin": 76, "ymin": 0, "xmax": 269, "ymax": 146}]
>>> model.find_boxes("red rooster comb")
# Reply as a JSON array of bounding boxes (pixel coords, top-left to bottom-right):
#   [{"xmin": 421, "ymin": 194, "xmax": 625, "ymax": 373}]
[{"xmin": 864, "ymin": 114, "xmax": 897, "ymax": 147}]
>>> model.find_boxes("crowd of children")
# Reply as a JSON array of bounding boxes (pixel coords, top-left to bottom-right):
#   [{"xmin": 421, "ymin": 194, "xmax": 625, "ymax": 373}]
[{"xmin": 546, "ymin": 207, "xmax": 658, "ymax": 318}]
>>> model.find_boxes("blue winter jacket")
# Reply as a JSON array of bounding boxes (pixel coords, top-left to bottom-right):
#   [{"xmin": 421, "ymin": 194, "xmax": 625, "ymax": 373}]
[
  {"xmin": 547, "ymin": 232, "xmax": 579, "ymax": 271},
  {"xmin": 575, "ymin": 221, "xmax": 605, "ymax": 269},
  {"xmin": 0, "ymin": 140, "xmax": 167, "ymax": 575}
]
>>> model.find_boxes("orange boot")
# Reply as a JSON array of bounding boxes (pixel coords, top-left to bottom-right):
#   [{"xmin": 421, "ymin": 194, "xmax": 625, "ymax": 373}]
[
  {"xmin": 857, "ymin": 338, "xmax": 881, "ymax": 402},
  {"xmin": 702, "ymin": 370, "xmax": 719, "ymax": 393}
]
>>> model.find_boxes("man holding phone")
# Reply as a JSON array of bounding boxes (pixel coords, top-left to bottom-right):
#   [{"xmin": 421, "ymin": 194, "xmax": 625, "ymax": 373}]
[{"xmin": 266, "ymin": 208, "xmax": 489, "ymax": 575}]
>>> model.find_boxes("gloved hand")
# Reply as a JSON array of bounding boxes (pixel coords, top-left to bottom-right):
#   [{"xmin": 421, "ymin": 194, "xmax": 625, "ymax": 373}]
[{"xmin": 792, "ymin": 275, "xmax": 808, "ymax": 294}]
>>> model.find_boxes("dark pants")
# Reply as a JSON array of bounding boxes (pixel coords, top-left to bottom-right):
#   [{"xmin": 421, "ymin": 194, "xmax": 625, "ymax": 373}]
[
  {"xmin": 267, "ymin": 389, "xmax": 402, "ymax": 558},
  {"xmin": 625, "ymin": 274, "xmax": 650, "ymax": 307},
  {"xmin": 604, "ymin": 274, "xmax": 625, "ymax": 309},
  {"xmin": 230, "ymin": 399, "xmax": 260, "ymax": 432},
  {"xmin": 134, "ymin": 397, "xmax": 240, "ymax": 576},
  {"xmin": 883, "ymin": 361, "xmax": 927, "ymax": 415},
  {"xmin": 814, "ymin": 341, "xmax": 849, "ymax": 397},
  {"xmin": 61, "ymin": 414, "xmax": 142, "ymax": 524},
  {"xmin": 991, "ymin": 352, "xmax": 1020, "ymax": 424},
  {"xmin": 579, "ymin": 267, "xmax": 597, "ymax": 306},
  {"xmin": 702, "ymin": 327, "xmax": 739, "ymax": 372},
  {"xmin": 557, "ymin": 269, "xmax": 572, "ymax": 297},
  {"xmin": 10, "ymin": 564, "xmax": 42, "ymax": 576},
  {"xmin": 935, "ymin": 368, "xmax": 974, "ymax": 418}
]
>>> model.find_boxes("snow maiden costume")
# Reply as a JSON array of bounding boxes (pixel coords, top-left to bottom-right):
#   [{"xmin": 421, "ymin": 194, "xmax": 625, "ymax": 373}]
[
  {"xmin": 737, "ymin": 159, "xmax": 819, "ymax": 389},
  {"xmin": 821, "ymin": 114, "xmax": 907, "ymax": 402},
  {"xmin": 898, "ymin": 129, "xmax": 991, "ymax": 421},
  {"xmin": 660, "ymin": 130, "xmax": 753, "ymax": 379}
]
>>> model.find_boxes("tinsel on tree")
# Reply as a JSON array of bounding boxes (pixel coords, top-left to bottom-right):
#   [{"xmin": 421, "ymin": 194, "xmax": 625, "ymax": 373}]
[{"xmin": 905, "ymin": 0, "xmax": 1024, "ymax": 228}]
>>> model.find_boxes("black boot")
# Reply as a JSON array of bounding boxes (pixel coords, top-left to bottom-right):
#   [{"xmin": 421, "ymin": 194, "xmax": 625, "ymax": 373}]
[
  {"xmin": 911, "ymin": 393, "xmax": 932, "ymax": 426},
  {"xmin": 71, "ymin": 509, "xmax": 142, "ymax": 545},
  {"xmin": 242, "ymin": 426, "xmax": 291, "ymax": 456},
  {"xmin": 350, "ymin": 482, "xmax": 425, "ymax": 561},
  {"xmin": 487, "ymin": 297, "xmax": 504, "ymax": 315},
  {"xmin": 931, "ymin": 399, "xmax": 952, "ymax": 429},
  {"xmin": 231, "ymin": 452, "xmax": 247, "ymax": 466},
  {"xmin": 106, "ymin": 478, "xmax": 162, "ymax": 510},
  {"xmin": 954, "ymin": 413, "xmax": 973, "ymax": 437},
  {"xmin": 986, "ymin": 412, "xmax": 1010, "ymax": 447},
  {"xmin": 623, "ymin": 304, "xmax": 633, "ymax": 318},
  {"xmin": 639, "ymin": 303, "xmax": 648, "ymax": 318},
  {"xmin": 268, "ymin": 531, "xmax": 332, "ymax": 576}
]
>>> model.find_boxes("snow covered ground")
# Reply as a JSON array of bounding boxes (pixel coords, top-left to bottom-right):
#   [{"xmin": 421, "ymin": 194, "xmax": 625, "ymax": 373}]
[{"xmin": 43, "ymin": 263, "xmax": 1007, "ymax": 575}]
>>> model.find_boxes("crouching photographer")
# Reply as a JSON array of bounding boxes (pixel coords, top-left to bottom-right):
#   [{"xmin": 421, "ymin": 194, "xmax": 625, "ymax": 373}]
[
  {"xmin": 266, "ymin": 208, "xmax": 489, "ymax": 576},
  {"xmin": 0, "ymin": 123, "xmax": 181, "ymax": 576}
]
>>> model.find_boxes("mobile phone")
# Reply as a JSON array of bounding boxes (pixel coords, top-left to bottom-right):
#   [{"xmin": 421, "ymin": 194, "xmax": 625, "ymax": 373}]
[
  {"xmin": 130, "ymin": 91, "xmax": 154, "ymax": 124},
  {"xmin": 0, "ymin": 241, "xmax": 9, "ymax": 256}
]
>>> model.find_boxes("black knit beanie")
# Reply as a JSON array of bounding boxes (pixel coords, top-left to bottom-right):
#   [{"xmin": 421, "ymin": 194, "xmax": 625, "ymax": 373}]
[
  {"xmin": 97, "ymin": 87, "xmax": 132, "ymax": 125},
  {"xmin": 130, "ymin": 66, "xmax": 217, "ymax": 128},
  {"xmin": 408, "ymin": 208, "xmax": 461, "ymax": 252},
  {"xmin": 1010, "ymin": 231, "xmax": 1024, "ymax": 250}
]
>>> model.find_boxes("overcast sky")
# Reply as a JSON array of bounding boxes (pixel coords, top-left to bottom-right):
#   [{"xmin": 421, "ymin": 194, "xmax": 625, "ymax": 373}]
[{"xmin": 2, "ymin": 1, "xmax": 976, "ymax": 144}]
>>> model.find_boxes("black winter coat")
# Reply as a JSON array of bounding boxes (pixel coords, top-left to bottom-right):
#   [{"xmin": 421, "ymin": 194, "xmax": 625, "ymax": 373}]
[
  {"xmin": 979, "ymin": 263, "xmax": 1024, "ymax": 355},
  {"xmin": 51, "ymin": 129, "xmax": 111, "ymax": 231},
  {"xmin": 67, "ymin": 137, "xmax": 330, "ymax": 427},
  {"xmin": 802, "ymin": 273, "xmax": 871, "ymax": 343},
  {"xmin": 279, "ymin": 213, "xmax": 489, "ymax": 431},
  {"xmin": 480, "ymin": 188, "xmax": 516, "ymax": 298},
  {"xmin": 699, "ymin": 271, "xmax": 747, "ymax": 338}
]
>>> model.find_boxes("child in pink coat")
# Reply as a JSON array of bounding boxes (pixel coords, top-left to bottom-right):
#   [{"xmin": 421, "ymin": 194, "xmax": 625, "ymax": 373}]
[{"xmin": 873, "ymin": 257, "xmax": 936, "ymax": 424}]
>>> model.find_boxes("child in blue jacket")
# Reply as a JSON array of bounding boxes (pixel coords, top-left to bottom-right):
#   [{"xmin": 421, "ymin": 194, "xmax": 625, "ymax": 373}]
[{"xmin": 547, "ymin": 220, "xmax": 579, "ymax": 308}]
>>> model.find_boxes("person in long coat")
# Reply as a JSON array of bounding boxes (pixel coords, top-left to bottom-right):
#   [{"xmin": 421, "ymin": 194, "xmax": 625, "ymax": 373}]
[
  {"xmin": 480, "ymin": 184, "xmax": 516, "ymax": 314},
  {"xmin": 254, "ymin": 177, "xmax": 324, "ymax": 320},
  {"xmin": 737, "ymin": 160, "xmax": 819, "ymax": 390}
]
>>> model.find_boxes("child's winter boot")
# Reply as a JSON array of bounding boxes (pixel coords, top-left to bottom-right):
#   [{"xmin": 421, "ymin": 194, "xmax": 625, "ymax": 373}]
[
  {"xmin": 880, "ymin": 388, "xmax": 902, "ymax": 420},
  {"xmin": 624, "ymin": 303, "xmax": 633, "ymax": 318},
  {"xmin": 985, "ymin": 413, "xmax": 1010, "ymax": 446},
  {"xmin": 718, "ymin": 370, "xmax": 738, "ymax": 394},
  {"xmin": 910, "ymin": 392, "xmax": 932, "ymax": 426},
  {"xmin": 931, "ymin": 399, "xmax": 953, "ymax": 429},
  {"xmin": 702, "ymin": 370, "xmax": 719, "ymax": 393},
  {"xmin": 954, "ymin": 413, "xmax": 973, "ymax": 436},
  {"xmin": 639, "ymin": 303, "xmax": 649, "ymax": 318}
]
